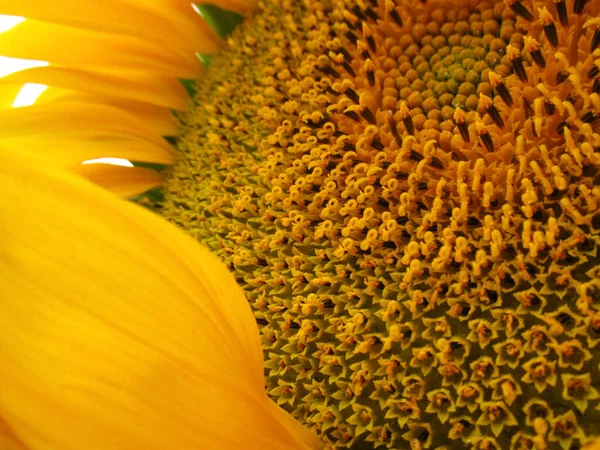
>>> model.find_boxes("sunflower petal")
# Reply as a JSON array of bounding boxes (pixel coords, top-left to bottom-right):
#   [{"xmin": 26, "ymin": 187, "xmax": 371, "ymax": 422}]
[
  {"xmin": 70, "ymin": 163, "xmax": 165, "ymax": 197},
  {"xmin": 0, "ymin": 0, "xmax": 220, "ymax": 52},
  {"xmin": 0, "ymin": 67, "xmax": 189, "ymax": 109},
  {"xmin": 0, "ymin": 100, "xmax": 174, "ymax": 181},
  {"xmin": 33, "ymin": 91, "xmax": 181, "ymax": 137},
  {"xmin": 0, "ymin": 416, "xmax": 28, "ymax": 450},
  {"xmin": 0, "ymin": 19, "xmax": 202, "ymax": 78},
  {"xmin": 0, "ymin": 2, "xmax": 209, "ymax": 195},
  {"xmin": 2, "ymin": 136, "xmax": 173, "ymax": 168},
  {"xmin": 0, "ymin": 102, "xmax": 172, "ymax": 151},
  {"xmin": 0, "ymin": 152, "xmax": 323, "ymax": 450},
  {"xmin": 0, "ymin": 83, "xmax": 26, "ymax": 109},
  {"xmin": 120, "ymin": 0, "xmax": 227, "ymax": 46}
]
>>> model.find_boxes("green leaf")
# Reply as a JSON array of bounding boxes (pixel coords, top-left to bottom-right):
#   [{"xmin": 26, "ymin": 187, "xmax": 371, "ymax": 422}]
[
  {"xmin": 196, "ymin": 53, "xmax": 214, "ymax": 67},
  {"xmin": 194, "ymin": 4, "xmax": 243, "ymax": 38},
  {"xmin": 179, "ymin": 78, "xmax": 196, "ymax": 97},
  {"xmin": 131, "ymin": 161, "xmax": 169, "ymax": 172}
]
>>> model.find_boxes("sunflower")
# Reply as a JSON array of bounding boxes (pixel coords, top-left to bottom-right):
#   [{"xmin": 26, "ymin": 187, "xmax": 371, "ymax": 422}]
[
  {"xmin": 2, "ymin": 0, "xmax": 600, "ymax": 449},
  {"xmin": 0, "ymin": 151, "xmax": 324, "ymax": 450}
]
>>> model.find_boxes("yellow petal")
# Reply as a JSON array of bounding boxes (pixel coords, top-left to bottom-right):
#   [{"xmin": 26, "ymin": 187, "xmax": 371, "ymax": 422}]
[
  {"xmin": 0, "ymin": 101, "xmax": 174, "ymax": 179},
  {"xmin": 0, "ymin": 83, "xmax": 25, "ymax": 109},
  {"xmin": 0, "ymin": 66, "xmax": 189, "ymax": 109},
  {"xmin": 70, "ymin": 163, "xmax": 164, "ymax": 197},
  {"xmin": 0, "ymin": 19, "xmax": 202, "ymax": 78},
  {"xmin": 0, "ymin": 102, "xmax": 172, "ymax": 152},
  {"xmin": 2, "ymin": 136, "xmax": 173, "ymax": 168},
  {"xmin": 0, "ymin": 0, "xmax": 220, "ymax": 52},
  {"xmin": 0, "ymin": 416, "xmax": 28, "ymax": 450},
  {"xmin": 34, "ymin": 90, "xmax": 180, "ymax": 137},
  {"xmin": 0, "ymin": 151, "xmax": 323, "ymax": 450},
  {"xmin": 112, "ymin": 0, "xmax": 225, "ymax": 50}
]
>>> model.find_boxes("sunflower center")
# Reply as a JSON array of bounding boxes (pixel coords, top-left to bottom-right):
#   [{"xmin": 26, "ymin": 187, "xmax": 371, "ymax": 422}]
[
  {"xmin": 162, "ymin": 0, "xmax": 600, "ymax": 448},
  {"xmin": 370, "ymin": 3, "xmax": 513, "ymax": 113}
]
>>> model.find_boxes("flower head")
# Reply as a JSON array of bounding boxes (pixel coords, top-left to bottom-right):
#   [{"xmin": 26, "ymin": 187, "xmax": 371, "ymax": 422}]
[
  {"xmin": 161, "ymin": 0, "xmax": 600, "ymax": 447},
  {"xmin": 2, "ymin": 0, "xmax": 600, "ymax": 447}
]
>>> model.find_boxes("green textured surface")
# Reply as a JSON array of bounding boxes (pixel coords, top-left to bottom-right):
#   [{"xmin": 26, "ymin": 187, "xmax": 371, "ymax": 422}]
[{"xmin": 194, "ymin": 4, "xmax": 243, "ymax": 39}]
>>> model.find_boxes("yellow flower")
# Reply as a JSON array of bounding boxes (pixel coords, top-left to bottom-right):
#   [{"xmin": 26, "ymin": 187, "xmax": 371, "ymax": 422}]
[
  {"xmin": 2, "ymin": 0, "xmax": 600, "ymax": 449},
  {"xmin": 0, "ymin": 150, "xmax": 323, "ymax": 450}
]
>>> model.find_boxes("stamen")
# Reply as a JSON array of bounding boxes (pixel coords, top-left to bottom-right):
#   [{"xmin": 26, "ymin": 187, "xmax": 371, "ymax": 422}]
[
  {"xmin": 489, "ymin": 71, "xmax": 513, "ymax": 106},
  {"xmin": 340, "ymin": 44, "xmax": 352, "ymax": 61},
  {"xmin": 343, "ymin": 17, "xmax": 356, "ymax": 30},
  {"xmin": 557, "ymin": 120, "xmax": 569, "ymax": 134},
  {"xmin": 592, "ymin": 28, "xmax": 600, "ymax": 52},
  {"xmin": 371, "ymin": 138, "xmax": 384, "ymax": 150},
  {"xmin": 408, "ymin": 150, "xmax": 424, "ymax": 162},
  {"xmin": 351, "ymin": 5, "xmax": 367, "ymax": 22},
  {"xmin": 538, "ymin": 7, "xmax": 558, "ymax": 47},
  {"xmin": 556, "ymin": 70, "xmax": 569, "ymax": 84},
  {"xmin": 524, "ymin": 36, "xmax": 546, "ymax": 68},
  {"xmin": 454, "ymin": 107, "xmax": 470, "ymax": 143},
  {"xmin": 364, "ymin": 59, "xmax": 375, "ymax": 87},
  {"xmin": 357, "ymin": 41, "xmax": 371, "ymax": 61},
  {"xmin": 507, "ymin": 45, "xmax": 527, "ymax": 82},
  {"xmin": 399, "ymin": 102, "xmax": 414, "ymax": 135},
  {"xmin": 476, "ymin": 121, "xmax": 494, "ymax": 152},
  {"xmin": 361, "ymin": 107, "xmax": 377, "ymax": 124},
  {"xmin": 523, "ymin": 99, "xmax": 534, "ymax": 119},
  {"xmin": 345, "ymin": 30, "xmax": 359, "ymax": 43},
  {"xmin": 321, "ymin": 65, "xmax": 341, "ymax": 78},
  {"xmin": 581, "ymin": 111, "xmax": 598, "ymax": 124},
  {"xmin": 479, "ymin": 94, "xmax": 505, "ymax": 128},
  {"xmin": 344, "ymin": 141, "xmax": 357, "ymax": 151},
  {"xmin": 345, "ymin": 87, "xmax": 360, "ymax": 104},
  {"xmin": 343, "ymin": 106, "xmax": 361, "ymax": 122},
  {"xmin": 429, "ymin": 156, "xmax": 444, "ymax": 170},
  {"xmin": 362, "ymin": 23, "xmax": 376, "ymax": 53},
  {"xmin": 341, "ymin": 61, "xmax": 356, "ymax": 77},
  {"xmin": 385, "ymin": 0, "xmax": 402, "ymax": 26},
  {"xmin": 364, "ymin": 6, "xmax": 379, "ymax": 22},
  {"xmin": 555, "ymin": 0, "xmax": 568, "ymax": 26},
  {"xmin": 376, "ymin": 197, "xmax": 389, "ymax": 209},
  {"xmin": 574, "ymin": 0, "xmax": 589, "ymax": 14},
  {"xmin": 505, "ymin": 0, "xmax": 534, "ymax": 21},
  {"xmin": 343, "ymin": 11, "xmax": 359, "ymax": 28},
  {"xmin": 384, "ymin": 114, "xmax": 401, "ymax": 148}
]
